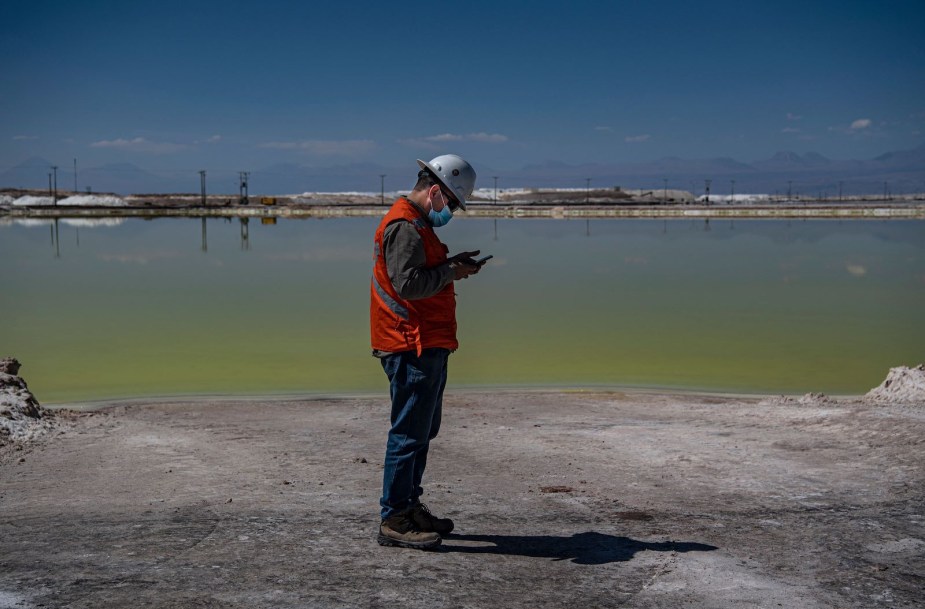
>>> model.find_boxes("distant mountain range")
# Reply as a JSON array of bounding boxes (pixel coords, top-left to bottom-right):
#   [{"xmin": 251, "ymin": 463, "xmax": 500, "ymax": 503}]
[{"xmin": 3, "ymin": 143, "xmax": 924, "ymax": 196}]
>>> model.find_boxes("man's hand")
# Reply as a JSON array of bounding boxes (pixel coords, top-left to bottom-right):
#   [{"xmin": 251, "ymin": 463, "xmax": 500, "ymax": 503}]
[
  {"xmin": 449, "ymin": 250, "xmax": 481, "ymax": 280},
  {"xmin": 449, "ymin": 250, "xmax": 480, "ymax": 264}
]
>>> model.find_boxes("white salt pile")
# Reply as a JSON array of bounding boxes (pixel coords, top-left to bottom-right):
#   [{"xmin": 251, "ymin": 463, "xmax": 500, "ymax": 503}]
[
  {"xmin": 10, "ymin": 194, "xmax": 126, "ymax": 207},
  {"xmin": 0, "ymin": 358, "xmax": 55, "ymax": 444},
  {"xmin": 865, "ymin": 365, "xmax": 925, "ymax": 404},
  {"xmin": 57, "ymin": 195, "xmax": 126, "ymax": 207},
  {"xmin": 11, "ymin": 195, "xmax": 54, "ymax": 206}
]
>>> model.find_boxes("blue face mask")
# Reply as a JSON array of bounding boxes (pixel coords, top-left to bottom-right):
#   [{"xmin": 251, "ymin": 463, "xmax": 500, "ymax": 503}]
[{"xmin": 428, "ymin": 204, "xmax": 453, "ymax": 227}]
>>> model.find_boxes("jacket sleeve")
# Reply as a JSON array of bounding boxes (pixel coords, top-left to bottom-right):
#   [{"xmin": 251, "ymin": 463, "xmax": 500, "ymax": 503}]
[{"xmin": 382, "ymin": 221, "xmax": 454, "ymax": 300}]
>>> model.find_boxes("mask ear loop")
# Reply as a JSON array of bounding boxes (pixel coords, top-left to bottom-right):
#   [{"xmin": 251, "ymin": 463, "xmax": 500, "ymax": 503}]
[
  {"xmin": 429, "ymin": 184, "xmax": 445, "ymax": 211},
  {"xmin": 431, "ymin": 184, "xmax": 456, "ymax": 213}
]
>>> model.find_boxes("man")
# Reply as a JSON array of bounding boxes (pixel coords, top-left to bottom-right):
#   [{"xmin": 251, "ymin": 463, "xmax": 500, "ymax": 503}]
[{"xmin": 370, "ymin": 154, "xmax": 483, "ymax": 550}]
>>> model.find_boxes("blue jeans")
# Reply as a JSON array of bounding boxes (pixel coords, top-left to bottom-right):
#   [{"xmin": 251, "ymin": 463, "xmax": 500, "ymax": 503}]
[{"xmin": 379, "ymin": 348, "xmax": 449, "ymax": 520}]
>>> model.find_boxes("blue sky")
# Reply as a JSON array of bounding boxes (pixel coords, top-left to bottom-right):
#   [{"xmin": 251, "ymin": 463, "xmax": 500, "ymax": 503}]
[{"xmin": 2, "ymin": 0, "xmax": 924, "ymax": 176}]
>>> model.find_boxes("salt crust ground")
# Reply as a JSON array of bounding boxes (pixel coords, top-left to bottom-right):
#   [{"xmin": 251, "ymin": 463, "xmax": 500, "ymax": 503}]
[{"xmin": 1, "ymin": 387, "xmax": 923, "ymax": 609}]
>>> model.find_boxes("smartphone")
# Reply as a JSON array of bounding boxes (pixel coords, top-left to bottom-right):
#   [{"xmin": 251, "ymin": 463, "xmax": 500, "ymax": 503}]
[{"xmin": 475, "ymin": 255, "xmax": 493, "ymax": 265}]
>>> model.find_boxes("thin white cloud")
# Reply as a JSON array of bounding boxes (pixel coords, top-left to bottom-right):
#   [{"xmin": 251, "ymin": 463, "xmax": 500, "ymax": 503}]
[
  {"xmin": 90, "ymin": 137, "xmax": 187, "ymax": 154},
  {"xmin": 467, "ymin": 132, "xmax": 508, "ymax": 143},
  {"xmin": 259, "ymin": 141, "xmax": 299, "ymax": 150},
  {"xmin": 829, "ymin": 118, "xmax": 878, "ymax": 135},
  {"xmin": 427, "ymin": 133, "xmax": 464, "ymax": 142},
  {"xmin": 786, "ymin": 113, "xmax": 803, "ymax": 121},
  {"xmin": 258, "ymin": 139, "xmax": 376, "ymax": 156},
  {"xmin": 624, "ymin": 134, "xmax": 651, "ymax": 143},
  {"xmin": 782, "ymin": 127, "xmax": 801, "ymax": 133},
  {"xmin": 398, "ymin": 132, "xmax": 509, "ymax": 147},
  {"xmin": 12, "ymin": 135, "xmax": 38, "ymax": 141}
]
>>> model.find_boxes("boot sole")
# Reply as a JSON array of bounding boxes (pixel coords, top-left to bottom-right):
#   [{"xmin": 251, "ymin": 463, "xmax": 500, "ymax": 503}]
[{"xmin": 377, "ymin": 533, "xmax": 442, "ymax": 550}]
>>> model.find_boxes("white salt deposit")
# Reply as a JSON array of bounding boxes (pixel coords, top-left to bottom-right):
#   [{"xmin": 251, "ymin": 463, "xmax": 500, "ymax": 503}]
[
  {"xmin": 696, "ymin": 194, "xmax": 773, "ymax": 204},
  {"xmin": 0, "ymin": 358, "xmax": 55, "ymax": 444},
  {"xmin": 57, "ymin": 195, "xmax": 126, "ymax": 207},
  {"xmin": 865, "ymin": 365, "xmax": 925, "ymax": 404},
  {"xmin": 11, "ymin": 194, "xmax": 126, "ymax": 207},
  {"xmin": 295, "ymin": 191, "xmax": 393, "ymax": 197},
  {"xmin": 12, "ymin": 195, "xmax": 54, "ymax": 206},
  {"xmin": 470, "ymin": 187, "xmax": 532, "ymax": 200},
  {"xmin": 0, "ymin": 195, "xmax": 14, "ymax": 206}
]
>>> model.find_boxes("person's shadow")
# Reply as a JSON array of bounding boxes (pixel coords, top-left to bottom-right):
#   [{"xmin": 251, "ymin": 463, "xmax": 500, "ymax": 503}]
[{"xmin": 441, "ymin": 532, "xmax": 717, "ymax": 565}]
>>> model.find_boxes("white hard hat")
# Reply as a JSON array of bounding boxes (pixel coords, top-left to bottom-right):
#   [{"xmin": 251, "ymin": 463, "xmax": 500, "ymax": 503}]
[{"xmin": 416, "ymin": 154, "xmax": 476, "ymax": 211}]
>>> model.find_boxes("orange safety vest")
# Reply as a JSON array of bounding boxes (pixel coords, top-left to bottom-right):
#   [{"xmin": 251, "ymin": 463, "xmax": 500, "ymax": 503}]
[{"xmin": 370, "ymin": 197, "xmax": 458, "ymax": 355}]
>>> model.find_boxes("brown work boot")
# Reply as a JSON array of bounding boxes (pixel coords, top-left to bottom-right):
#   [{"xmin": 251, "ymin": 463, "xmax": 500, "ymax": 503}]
[
  {"xmin": 377, "ymin": 509, "xmax": 441, "ymax": 550},
  {"xmin": 409, "ymin": 503, "xmax": 454, "ymax": 536}
]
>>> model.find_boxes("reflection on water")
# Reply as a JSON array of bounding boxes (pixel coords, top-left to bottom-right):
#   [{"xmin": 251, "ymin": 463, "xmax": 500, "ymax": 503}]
[{"xmin": 1, "ymin": 216, "xmax": 923, "ymax": 402}]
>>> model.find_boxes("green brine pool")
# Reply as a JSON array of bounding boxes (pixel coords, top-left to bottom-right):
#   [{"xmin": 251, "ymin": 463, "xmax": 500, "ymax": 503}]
[{"xmin": 2, "ymin": 215, "xmax": 923, "ymax": 403}]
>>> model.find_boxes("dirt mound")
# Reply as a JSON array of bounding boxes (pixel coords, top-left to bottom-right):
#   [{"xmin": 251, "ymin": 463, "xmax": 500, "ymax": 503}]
[
  {"xmin": 0, "ymin": 357, "xmax": 56, "ymax": 444},
  {"xmin": 865, "ymin": 365, "xmax": 925, "ymax": 405}
]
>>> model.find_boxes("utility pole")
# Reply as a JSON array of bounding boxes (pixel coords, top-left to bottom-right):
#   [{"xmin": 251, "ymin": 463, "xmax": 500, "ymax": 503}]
[
  {"xmin": 585, "ymin": 178, "xmax": 591, "ymax": 204},
  {"xmin": 838, "ymin": 181, "xmax": 843, "ymax": 202},
  {"xmin": 730, "ymin": 179, "xmax": 735, "ymax": 204},
  {"xmin": 493, "ymin": 176, "xmax": 499, "ymax": 204},
  {"xmin": 238, "ymin": 171, "xmax": 250, "ymax": 205},
  {"xmin": 51, "ymin": 165, "xmax": 58, "ymax": 206},
  {"xmin": 379, "ymin": 174, "xmax": 386, "ymax": 205},
  {"xmin": 883, "ymin": 181, "xmax": 889, "ymax": 201},
  {"xmin": 199, "ymin": 170, "xmax": 207, "ymax": 206},
  {"xmin": 704, "ymin": 179, "xmax": 711, "ymax": 205},
  {"xmin": 663, "ymin": 178, "xmax": 668, "ymax": 204}
]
